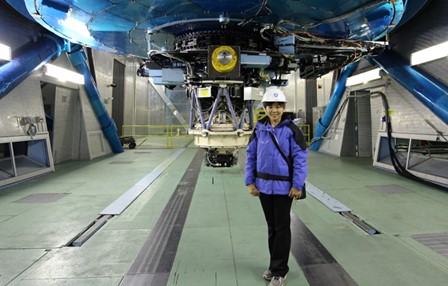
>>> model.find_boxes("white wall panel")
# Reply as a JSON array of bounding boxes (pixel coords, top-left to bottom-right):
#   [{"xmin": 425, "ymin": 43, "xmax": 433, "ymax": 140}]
[
  {"xmin": 369, "ymin": 77, "xmax": 448, "ymax": 158},
  {"xmin": 295, "ymin": 73, "xmax": 307, "ymax": 115},
  {"xmin": 88, "ymin": 131, "xmax": 107, "ymax": 158},
  {"xmin": 0, "ymin": 77, "xmax": 46, "ymax": 138},
  {"xmin": 356, "ymin": 95, "xmax": 372, "ymax": 157},
  {"xmin": 124, "ymin": 62, "xmax": 140, "ymax": 126},
  {"xmin": 92, "ymin": 50, "xmax": 116, "ymax": 115},
  {"xmin": 52, "ymin": 86, "xmax": 76, "ymax": 164},
  {"xmin": 135, "ymin": 79, "xmax": 151, "ymax": 125},
  {"xmin": 316, "ymin": 71, "xmax": 334, "ymax": 107},
  {"xmin": 319, "ymin": 90, "xmax": 351, "ymax": 156},
  {"xmin": 360, "ymin": 82, "xmax": 447, "ymax": 160},
  {"xmin": 148, "ymin": 82, "xmax": 166, "ymax": 126}
]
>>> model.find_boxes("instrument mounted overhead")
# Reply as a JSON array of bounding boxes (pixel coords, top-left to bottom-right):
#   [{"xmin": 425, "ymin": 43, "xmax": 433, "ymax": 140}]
[{"xmin": 6, "ymin": 0, "xmax": 429, "ymax": 167}]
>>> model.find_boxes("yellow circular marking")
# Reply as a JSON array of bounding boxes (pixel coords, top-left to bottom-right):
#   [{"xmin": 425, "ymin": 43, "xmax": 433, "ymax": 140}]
[{"xmin": 211, "ymin": 46, "xmax": 237, "ymax": 73}]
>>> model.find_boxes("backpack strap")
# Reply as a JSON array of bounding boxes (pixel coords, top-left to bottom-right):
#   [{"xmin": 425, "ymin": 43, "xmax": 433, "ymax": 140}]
[
  {"xmin": 268, "ymin": 132, "xmax": 293, "ymax": 178},
  {"xmin": 287, "ymin": 122, "xmax": 307, "ymax": 150},
  {"xmin": 269, "ymin": 128, "xmax": 307, "ymax": 198}
]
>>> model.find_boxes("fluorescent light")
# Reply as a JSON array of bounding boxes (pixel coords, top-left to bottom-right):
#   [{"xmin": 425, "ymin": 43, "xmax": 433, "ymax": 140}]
[
  {"xmin": 44, "ymin": 64, "xmax": 85, "ymax": 85},
  {"xmin": 411, "ymin": 41, "xmax": 448, "ymax": 66},
  {"xmin": 0, "ymin": 43, "xmax": 12, "ymax": 61},
  {"xmin": 346, "ymin": 68, "xmax": 382, "ymax": 86}
]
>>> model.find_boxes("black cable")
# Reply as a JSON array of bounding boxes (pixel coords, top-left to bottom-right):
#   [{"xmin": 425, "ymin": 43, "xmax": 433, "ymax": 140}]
[
  {"xmin": 238, "ymin": 0, "xmax": 271, "ymax": 26},
  {"xmin": 373, "ymin": 91, "xmax": 447, "ymax": 191}
]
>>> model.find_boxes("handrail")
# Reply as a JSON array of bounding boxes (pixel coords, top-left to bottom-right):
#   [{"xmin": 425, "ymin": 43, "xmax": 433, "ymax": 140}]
[
  {"xmin": 296, "ymin": 124, "xmax": 311, "ymax": 144},
  {"xmin": 122, "ymin": 124, "xmax": 190, "ymax": 148}
]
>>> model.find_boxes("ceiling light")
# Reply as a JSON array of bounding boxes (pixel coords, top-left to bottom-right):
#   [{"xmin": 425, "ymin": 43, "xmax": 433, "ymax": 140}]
[
  {"xmin": 0, "ymin": 43, "xmax": 12, "ymax": 61},
  {"xmin": 44, "ymin": 64, "xmax": 85, "ymax": 85},
  {"xmin": 346, "ymin": 68, "xmax": 382, "ymax": 86},
  {"xmin": 411, "ymin": 41, "xmax": 448, "ymax": 66}
]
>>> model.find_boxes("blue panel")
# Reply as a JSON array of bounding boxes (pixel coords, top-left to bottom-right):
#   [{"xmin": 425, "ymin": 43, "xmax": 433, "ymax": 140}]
[
  {"xmin": 90, "ymin": 31, "xmax": 147, "ymax": 57},
  {"xmin": 129, "ymin": 28, "xmax": 149, "ymax": 53},
  {"xmin": 89, "ymin": 11, "xmax": 135, "ymax": 32},
  {"xmin": 39, "ymin": 1, "xmax": 69, "ymax": 21},
  {"xmin": 270, "ymin": 0, "xmax": 337, "ymax": 23},
  {"xmin": 106, "ymin": 2, "xmax": 154, "ymax": 24},
  {"xmin": 290, "ymin": 2, "xmax": 402, "ymax": 40},
  {"xmin": 189, "ymin": 0, "xmax": 262, "ymax": 13},
  {"xmin": 67, "ymin": 0, "xmax": 110, "ymax": 14},
  {"xmin": 138, "ymin": 0, "xmax": 205, "ymax": 15},
  {"xmin": 41, "ymin": 0, "xmax": 70, "ymax": 13},
  {"xmin": 5, "ymin": 0, "xmax": 418, "ymax": 58}
]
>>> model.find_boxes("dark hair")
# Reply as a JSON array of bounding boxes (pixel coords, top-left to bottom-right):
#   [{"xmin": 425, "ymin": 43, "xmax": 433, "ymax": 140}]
[{"xmin": 262, "ymin": 102, "xmax": 286, "ymax": 108}]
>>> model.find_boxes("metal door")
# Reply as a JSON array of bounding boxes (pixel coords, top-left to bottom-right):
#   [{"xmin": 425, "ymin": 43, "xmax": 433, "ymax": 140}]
[
  {"xmin": 52, "ymin": 86, "xmax": 81, "ymax": 164},
  {"xmin": 112, "ymin": 59, "xmax": 125, "ymax": 136}
]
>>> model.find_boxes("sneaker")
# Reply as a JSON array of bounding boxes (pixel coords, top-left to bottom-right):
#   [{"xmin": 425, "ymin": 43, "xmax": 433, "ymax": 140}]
[
  {"xmin": 269, "ymin": 275, "xmax": 287, "ymax": 286},
  {"xmin": 263, "ymin": 269, "xmax": 273, "ymax": 281}
]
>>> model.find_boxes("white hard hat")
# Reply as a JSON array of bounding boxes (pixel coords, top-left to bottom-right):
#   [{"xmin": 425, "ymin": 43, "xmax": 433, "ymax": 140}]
[{"xmin": 262, "ymin": 87, "xmax": 287, "ymax": 103}]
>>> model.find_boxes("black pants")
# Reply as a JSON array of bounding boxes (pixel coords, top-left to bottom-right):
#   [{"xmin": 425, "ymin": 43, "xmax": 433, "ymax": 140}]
[{"xmin": 259, "ymin": 193, "xmax": 293, "ymax": 277}]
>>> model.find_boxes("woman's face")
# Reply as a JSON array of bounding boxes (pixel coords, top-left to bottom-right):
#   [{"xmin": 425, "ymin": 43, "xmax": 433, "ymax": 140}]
[{"xmin": 265, "ymin": 102, "xmax": 285, "ymax": 123}]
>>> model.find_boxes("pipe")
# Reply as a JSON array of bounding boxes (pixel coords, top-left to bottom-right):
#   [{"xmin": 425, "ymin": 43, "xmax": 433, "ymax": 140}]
[
  {"xmin": 0, "ymin": 33, "xmax": 68, "ymax": 99},
  {"xmin": 68, "ymin": 45, "xmax": 123, "ymax": 153},
  {"xmin": 369, "ymin": 49, "xmax": 448, "ymax": 126},
  {"xmin": 310, "ymin": 61, "xmax": 359, "ymax": 151}
]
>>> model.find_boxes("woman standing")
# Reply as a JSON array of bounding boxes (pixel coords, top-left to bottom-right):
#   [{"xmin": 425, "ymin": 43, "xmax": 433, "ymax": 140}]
[{"xmin": 245, "ymin": 87, "xmax": 308, "ymax": 286}]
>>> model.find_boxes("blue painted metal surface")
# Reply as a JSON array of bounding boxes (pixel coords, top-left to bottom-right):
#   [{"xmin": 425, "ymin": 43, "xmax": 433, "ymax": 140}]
[
  {"xmin": 68, "ymin": 45, "xmax": 124, "ymax": 153},
  {"xmin": 5, "ymin": 0, "xmax": 412, "ymax": 58},
  {"xmin": 396, "ymin": 0, "xmax": 431, "ymax": 28},
  {"xmin": 370, "ymin": 49, "xmax": 448, "ymax": 126},
  {"xmin": 310, "ymin": 62, "xmax": 359, "ymax": 151},
  {"xmin": 0, "ymin": 33, "xmax": 68, "ymax": 99}
]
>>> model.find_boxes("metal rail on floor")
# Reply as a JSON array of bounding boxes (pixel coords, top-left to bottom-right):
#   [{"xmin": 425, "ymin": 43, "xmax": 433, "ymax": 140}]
[
  {"xmin": 340, "ymin": 212, "xmax": 380, "ymax": 235},
  {"xmin": 66, "ymin": 149, "xmax": 187, "ymax": 247},
  {"xmin": 67, "ymin": 215, "xmax": 113, "ymax": 247},
  {"xmin": 306, "ymin": 182, "xmax": 380, "ymax": 235}
]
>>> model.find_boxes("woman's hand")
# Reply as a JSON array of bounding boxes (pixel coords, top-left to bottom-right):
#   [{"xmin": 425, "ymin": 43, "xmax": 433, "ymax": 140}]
[
  {"xmin": 289, "ymin": 187, "xmax": 302, "ymax": 199},
  {"xmin": 247, "ymin": 184, "xmax": 260, "ymax": 197}
]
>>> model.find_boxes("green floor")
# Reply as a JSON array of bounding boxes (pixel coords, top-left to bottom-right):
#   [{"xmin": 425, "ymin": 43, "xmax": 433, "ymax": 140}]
[{"xmin": 0, "ymin": 146, "xmax": 447, "ymax": 286}]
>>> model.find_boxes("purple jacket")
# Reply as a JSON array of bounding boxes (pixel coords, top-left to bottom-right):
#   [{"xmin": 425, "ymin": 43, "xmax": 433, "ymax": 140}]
[{"xmin": 245, "ymin": 116, "xmax": 308, "ymax": 195}]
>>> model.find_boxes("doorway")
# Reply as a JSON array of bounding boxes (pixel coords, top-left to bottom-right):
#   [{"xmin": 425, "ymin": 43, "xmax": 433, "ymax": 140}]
[
  {"xmin": 112, "ymin": 59, "xmax": 125, "ymax": 136},
  {"xmin": 342, "ymin": 91, "xmax": 372, "ymax": 157},
  {"xmin": 41, "ymin": 83, "xmax": 82, "ymax": 164},
  {"xmin": 354, "ymin": 91, "xmax": 372, "ymax": 157}
]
